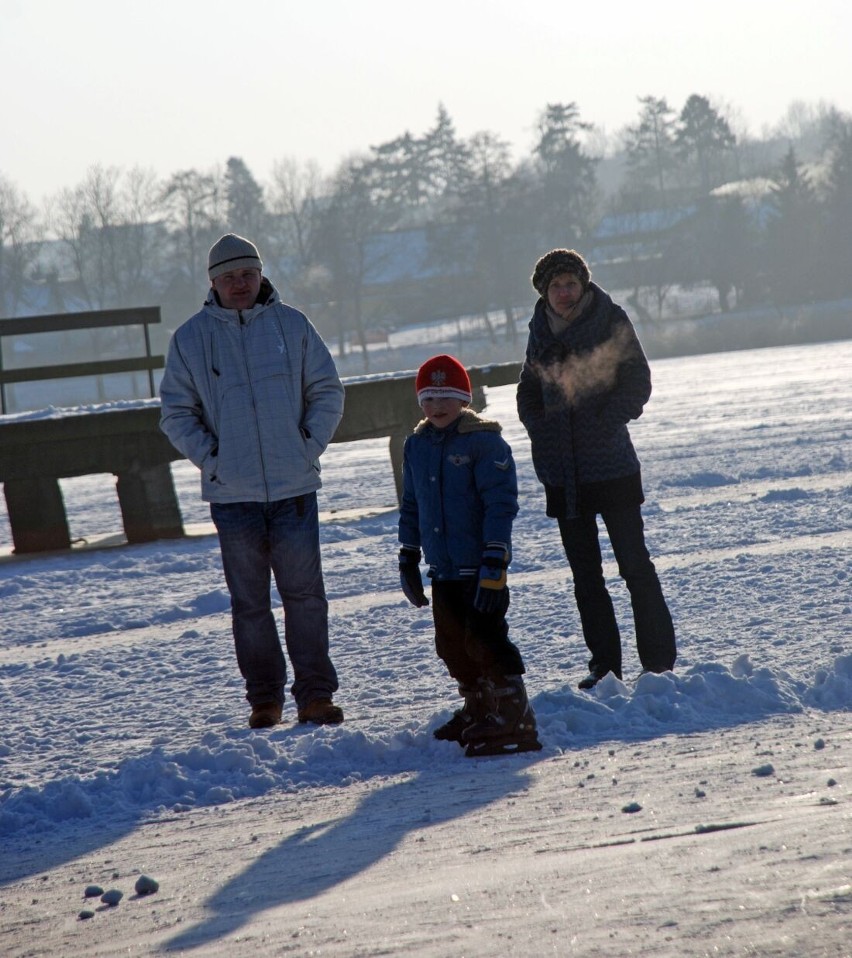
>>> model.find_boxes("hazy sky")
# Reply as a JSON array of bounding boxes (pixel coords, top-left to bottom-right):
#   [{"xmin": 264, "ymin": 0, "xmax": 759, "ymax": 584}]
[{"xmin": 3, "ymin": 0, "xmax": 850, "ymax": 206}]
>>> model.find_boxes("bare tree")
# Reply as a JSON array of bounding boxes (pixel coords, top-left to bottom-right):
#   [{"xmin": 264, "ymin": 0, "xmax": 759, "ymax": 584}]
[
  {"xmin": 265, "ymin": 157, "xmax": 341, "ymax": 344},
  {"xmin": 161, "ymin": 168, "xmax": 225, "ymax": 285},
  {"xmin": 46, "ymin": 165, "xmax": 166, "ymax": 312},
  {"xmin": 316, "ymin": 154, "xmax": 402, "ymax": 370},
  {"xmin": 117, "ymin": 167, "xmax": 168, "ymax": 306},
  {"xmin": 225, "ymin": 156, "xmax": 267, "ymax": 241},
  {"xmin": 462, "ymin": 131, "xmax": 519, "ymax": 343},
  {"xmin": 267, "ymin": 157, "xmax": 328, "ymax": 295},
  {"xmin": 0, "ymin": 175, "xmax": 43, "ymax": 316},
  {"xmin": 47, "ymin": 178, "xmax": 100, "ymax": 309}
]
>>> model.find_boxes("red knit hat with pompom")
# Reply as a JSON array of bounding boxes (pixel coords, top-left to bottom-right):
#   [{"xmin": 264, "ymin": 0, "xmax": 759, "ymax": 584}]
[{"xmin": 415, "ymin": 354, "xmax": 472, "ymax": 404}]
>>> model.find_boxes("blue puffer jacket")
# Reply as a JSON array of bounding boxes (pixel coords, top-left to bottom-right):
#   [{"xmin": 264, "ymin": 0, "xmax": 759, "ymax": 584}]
[
  {"xmin": 516, "ymin": 283, "xmax": 651, "ymax": 518},
  {"xmin": 159, "ymin": 278, "xmax": 344, "ymax": 503},
  {"xmin": 398, "ymin": 409, "xmax": 518, "ymax": 581}
]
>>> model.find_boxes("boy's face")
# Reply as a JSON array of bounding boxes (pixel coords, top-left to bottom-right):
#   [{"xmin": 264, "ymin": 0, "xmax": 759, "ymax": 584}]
[{"xmin": 420, "ymin": 396, "xmax": 466, "ymax": 429}]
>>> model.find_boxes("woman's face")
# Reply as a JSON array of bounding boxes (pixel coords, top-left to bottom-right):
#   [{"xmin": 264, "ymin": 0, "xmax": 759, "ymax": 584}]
[{"xmin": 546, "ymin": 271, "xmax": 585, "ymax": 319}]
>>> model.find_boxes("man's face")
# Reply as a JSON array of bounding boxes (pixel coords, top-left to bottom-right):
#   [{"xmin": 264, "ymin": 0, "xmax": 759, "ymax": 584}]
[
  {"xmin": 420, "ymin": 396, "xmax": 466, "ymax": 429},
  {"xmin": 212, "ymin": 268, "xmax": 262, "ymax": 310},
  {"xmin": 546, "ymin": 271, "xmax": 584, "ymax": 319}
]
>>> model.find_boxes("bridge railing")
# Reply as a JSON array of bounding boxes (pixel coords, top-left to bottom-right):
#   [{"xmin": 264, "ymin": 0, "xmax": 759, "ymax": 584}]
[{"xmin": 0, "ymin": 362, "xmax": 522, "ymax": 554}]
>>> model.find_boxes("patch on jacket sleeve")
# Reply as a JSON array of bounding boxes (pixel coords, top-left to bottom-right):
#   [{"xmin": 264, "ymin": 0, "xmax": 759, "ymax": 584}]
[
  {"xmin": 493, "ymin": 456, "xmax": 511, "ymax": 470},
  {"xmin": 447, "ymin": 453, "xmax": 471, "ymax": 466}
]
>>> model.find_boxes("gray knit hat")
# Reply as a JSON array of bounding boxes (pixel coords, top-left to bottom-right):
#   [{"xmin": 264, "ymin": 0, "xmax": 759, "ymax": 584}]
[
  {"xmin": 531, "ymin": 248, "xmax": 591, "ymax": 296},
  {"xmin": 208, "ymin": 233, "xmax": 263, "ymax": 280}
]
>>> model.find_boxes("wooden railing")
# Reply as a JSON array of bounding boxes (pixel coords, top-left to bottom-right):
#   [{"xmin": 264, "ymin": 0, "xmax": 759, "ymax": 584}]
[{"xmin": 0, "ymin": 306, "xmax": 163, "ymax": 415}]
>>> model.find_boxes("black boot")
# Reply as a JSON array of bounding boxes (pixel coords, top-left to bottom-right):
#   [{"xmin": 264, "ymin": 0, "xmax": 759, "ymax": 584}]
[
  {"xmin": 433, "ymin": 683, "xmax": 481, "ymax": 744},
  {"xmin": 462, "ymin": 676, "xmax": 542, "ymax": 757}
]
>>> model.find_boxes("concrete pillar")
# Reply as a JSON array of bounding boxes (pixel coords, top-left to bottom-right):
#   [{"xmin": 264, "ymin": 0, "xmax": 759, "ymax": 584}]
[
  {"xmin": 3, "ymin": 477, "xmax": 72, "ymax": 553},
  {"xmin": 115, "ymin": 463, "xmax": 184, "ymax": 543},
  {"xmin": 389, "ymin": 431, "xmax": 407, "ymax": 506}
]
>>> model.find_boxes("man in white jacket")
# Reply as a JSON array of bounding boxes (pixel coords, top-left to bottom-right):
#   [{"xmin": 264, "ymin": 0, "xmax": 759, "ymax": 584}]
[{"xmin": 160, "ymin": 233, "xmax": 345, "ymax": 729}]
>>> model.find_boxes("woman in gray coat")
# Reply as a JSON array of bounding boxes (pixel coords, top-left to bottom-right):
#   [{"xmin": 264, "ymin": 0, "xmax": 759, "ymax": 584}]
[{"xmin": 517, "ymin": 248, "xmax": 676, "ymax": 689}]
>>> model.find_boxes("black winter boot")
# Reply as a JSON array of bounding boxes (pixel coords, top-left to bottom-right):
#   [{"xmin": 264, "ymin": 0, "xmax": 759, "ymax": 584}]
[
  {"xmin": 462, "ymin": 676, "xmax": 542, "ymax": 757},
  {"xmin": 433, "ymin": 684, "xmax": 481, "ymax": 744}
]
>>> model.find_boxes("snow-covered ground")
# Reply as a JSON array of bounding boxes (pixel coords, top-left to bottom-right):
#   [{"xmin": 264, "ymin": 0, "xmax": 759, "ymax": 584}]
[{"xmin": 1, "ymin": 339, "xmax": 850, "ymax": 957}]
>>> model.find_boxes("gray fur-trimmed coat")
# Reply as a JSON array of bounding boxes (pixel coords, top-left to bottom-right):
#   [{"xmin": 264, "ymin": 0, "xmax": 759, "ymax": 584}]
[{"xmin": 516, "ymin": 282, "xmax": 651, "ymax": 519}]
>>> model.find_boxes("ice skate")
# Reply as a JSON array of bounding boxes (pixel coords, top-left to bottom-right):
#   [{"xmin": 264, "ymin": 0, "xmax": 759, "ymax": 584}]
[
  {"xmin": 433, "ymin": 683, "xmax": 482, "ymax": 743},
  {"xmin": 462, "ymin": 676, "xmax": 542, "ymax": 757}
]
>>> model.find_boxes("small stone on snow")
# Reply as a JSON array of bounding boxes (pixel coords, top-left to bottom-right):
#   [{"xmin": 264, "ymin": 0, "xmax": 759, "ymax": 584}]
[{"xmin": 135, "ymin": 875, "xmax": 159, "ymax": 895}]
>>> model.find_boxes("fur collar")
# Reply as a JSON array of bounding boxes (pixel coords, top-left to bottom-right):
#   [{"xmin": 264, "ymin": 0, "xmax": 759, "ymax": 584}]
[{"xmin": 413, "ymin": 407, "xmax": 502, "ymax": 436}]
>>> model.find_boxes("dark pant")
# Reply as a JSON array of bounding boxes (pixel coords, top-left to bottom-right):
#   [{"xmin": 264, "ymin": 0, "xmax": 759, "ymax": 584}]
[
  {"xmin": 557, "ymin": 505, "xmax": 676, "ymax": 678},
  {"xmin": 431, "ymin": 579, "xmax": 525, "ymax": 686},
  {"xmin": 210, "ymin": 493, "xmax": 338, "ymax": 710}
]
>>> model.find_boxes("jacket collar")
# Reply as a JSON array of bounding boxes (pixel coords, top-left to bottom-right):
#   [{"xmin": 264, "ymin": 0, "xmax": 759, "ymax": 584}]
[
  {"xmin": 528, "ymin": 281, "xmax": 610, "ymax": 348},
  {"xmin": 204, "ymin": 276, "xmax": 279, "ymax": 323},
  {"xmin": 414, "ymin": 407, "xmax": 503, "ymax": 436}
]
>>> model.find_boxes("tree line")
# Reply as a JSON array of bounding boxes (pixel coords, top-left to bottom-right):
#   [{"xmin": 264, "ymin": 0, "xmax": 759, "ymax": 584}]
[{"xmin": 1, "ymin": 95, "xmax": 850, "ymax": 368}]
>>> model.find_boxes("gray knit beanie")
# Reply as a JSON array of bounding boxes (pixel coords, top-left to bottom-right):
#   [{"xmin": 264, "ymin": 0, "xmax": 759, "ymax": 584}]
[
  {"xmin": 531, "ymin": 248, "xmax": 591, "ymax": 296},
  {"xmin": 208, "ymin": 233, "xmax": 263, "ymax": 280}
]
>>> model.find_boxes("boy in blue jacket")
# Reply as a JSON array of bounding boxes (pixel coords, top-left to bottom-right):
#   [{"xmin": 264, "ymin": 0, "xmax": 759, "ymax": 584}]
[{"xmin": 398, "ymin": 354, "xmax": 541, "ymax": 757}]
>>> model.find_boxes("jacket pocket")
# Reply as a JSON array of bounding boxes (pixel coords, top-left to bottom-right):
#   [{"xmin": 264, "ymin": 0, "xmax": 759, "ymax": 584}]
[{"xmin": 214, "ymin": 382, "xmax": 259, "ymax": 486}]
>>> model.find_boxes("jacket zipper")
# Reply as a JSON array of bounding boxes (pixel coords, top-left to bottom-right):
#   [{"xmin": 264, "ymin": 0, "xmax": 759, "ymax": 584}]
[{"xmin": 238, "ymin": 309, "xmax": 270, "ymax": 501}]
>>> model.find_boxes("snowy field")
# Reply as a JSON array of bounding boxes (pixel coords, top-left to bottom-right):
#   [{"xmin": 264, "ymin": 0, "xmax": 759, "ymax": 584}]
[{"xmin": 1, "ymin": 339, "xmax": 850, "ymax": 957}]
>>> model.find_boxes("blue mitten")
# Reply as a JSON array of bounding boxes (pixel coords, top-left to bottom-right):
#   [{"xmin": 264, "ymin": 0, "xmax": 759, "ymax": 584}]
[
  {"xmin": 473, "ymin": 545, "xmax": 509, "ymax": 615},
  {"xmin": 399, "ymin": 547, "xmax": 429, "ymax": 608}
]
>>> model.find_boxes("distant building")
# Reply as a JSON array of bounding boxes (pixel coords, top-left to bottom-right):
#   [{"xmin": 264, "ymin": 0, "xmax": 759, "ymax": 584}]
[{"xmin": 588, "ymin": 205, "xmax": 698, "ymax": 291}]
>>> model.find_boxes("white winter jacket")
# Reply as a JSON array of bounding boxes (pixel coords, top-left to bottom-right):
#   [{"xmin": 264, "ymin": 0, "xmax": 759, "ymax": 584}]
[{"xmin": 159, "ymin": 279, "xmax": 344, "ymax": 503}]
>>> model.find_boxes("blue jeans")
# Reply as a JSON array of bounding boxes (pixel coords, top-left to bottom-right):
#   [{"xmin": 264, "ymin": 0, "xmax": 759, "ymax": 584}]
[
  {"xmin": 558, "ymin": 505, "xmax": 676, "ymax": 678},
  {"xmin": 210, "ymin": 493, "xmax": 338, "ymax": 709}
]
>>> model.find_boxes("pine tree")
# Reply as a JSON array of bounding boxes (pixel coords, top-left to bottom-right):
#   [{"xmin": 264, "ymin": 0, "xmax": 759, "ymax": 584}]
[
  {"xmin": 530, "ymin": 102, "xmax": 599, "ymax": 249},
  {"xmin": 675, "ymin": 95, "xmax": 736, "ymax": 194},
  {"xmin": 624, "ymin": 96, "xmax": 678, "ymax": 198},
  {"xmin": 764, "ymin": 147, "xmax": 818, "ymax": 303}
]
